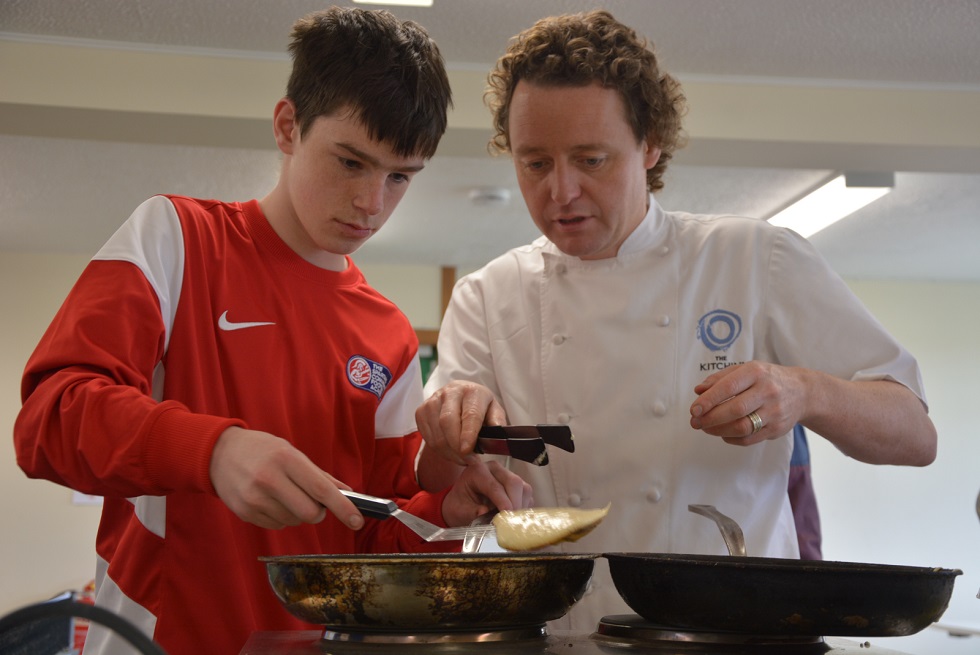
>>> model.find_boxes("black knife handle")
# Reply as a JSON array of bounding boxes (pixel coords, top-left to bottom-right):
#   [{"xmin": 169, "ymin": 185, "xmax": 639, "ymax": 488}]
[
  {"xmin": 478, "ymin": 425, "xmax": 535, "ymax": 440},
  {"xmin": 477, "ymin": 424, "xmax": 575, "ymax": 455},
  {"xmin": 341, "ymin": 490, "xmax": 398, "ymax": 520},
  {"xmin": 536, "ymin": 424, "xmax": 575, "ymax": 452}
]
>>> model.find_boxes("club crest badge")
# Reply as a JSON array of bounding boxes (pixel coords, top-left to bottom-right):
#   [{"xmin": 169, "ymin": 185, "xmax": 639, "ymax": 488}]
[{"xmin": 347, "ymin": 355, "xmax": 392, "ymax": 400}]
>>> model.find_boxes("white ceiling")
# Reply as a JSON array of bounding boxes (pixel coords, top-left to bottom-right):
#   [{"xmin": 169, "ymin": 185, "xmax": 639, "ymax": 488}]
[{"xmin": 2, "ymin": 0, "xmax": 979, "ymax": 280}]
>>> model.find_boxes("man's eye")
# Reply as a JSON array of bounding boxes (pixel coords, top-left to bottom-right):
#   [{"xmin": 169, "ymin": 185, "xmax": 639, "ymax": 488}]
[
  {"xmin": 582, "ymin": 156, "xmax": 605, "ymax": 168},
  {"xmin": 340, "ymin": 158, "xmax": 360, "ymax": 170}
]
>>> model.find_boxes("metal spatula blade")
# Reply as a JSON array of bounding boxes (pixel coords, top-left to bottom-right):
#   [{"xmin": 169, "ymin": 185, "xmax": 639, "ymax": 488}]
[{"xmin": 341, "ymin": 490, "xmax": 496, "ymax": 543}]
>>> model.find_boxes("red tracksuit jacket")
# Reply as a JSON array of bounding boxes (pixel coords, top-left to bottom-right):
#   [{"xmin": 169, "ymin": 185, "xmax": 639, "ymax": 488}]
[{"xmin": 15, "ymin": 195, "xmax": 450, "ymax": 655}]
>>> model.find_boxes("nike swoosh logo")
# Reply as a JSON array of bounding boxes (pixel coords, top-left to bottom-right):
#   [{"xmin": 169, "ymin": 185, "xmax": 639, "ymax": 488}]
[{"xmin": 218, "ymin": 311, "xmax": 275, "ymax": 331}]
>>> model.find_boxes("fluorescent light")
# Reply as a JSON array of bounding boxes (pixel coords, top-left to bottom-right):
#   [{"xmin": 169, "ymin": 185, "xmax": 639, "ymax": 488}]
[
  {"xmin": 353, "ymin": 0, "xmax": 433, "ymax": 6},
  {"xmin": 768, "ymin": 172, "xmax": 894, "ymax": 238}
]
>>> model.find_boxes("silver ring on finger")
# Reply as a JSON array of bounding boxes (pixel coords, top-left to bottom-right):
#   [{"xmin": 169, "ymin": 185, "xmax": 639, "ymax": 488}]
[{"xmin": 747, "ymin": 411, "xmax": 764, "ymax": 435}]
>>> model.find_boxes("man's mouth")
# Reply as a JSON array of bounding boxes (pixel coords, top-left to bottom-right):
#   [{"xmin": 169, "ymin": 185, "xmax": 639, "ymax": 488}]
[{"xmin": 557, "ymin": 216, "xmax": 587, "ymax": 226}]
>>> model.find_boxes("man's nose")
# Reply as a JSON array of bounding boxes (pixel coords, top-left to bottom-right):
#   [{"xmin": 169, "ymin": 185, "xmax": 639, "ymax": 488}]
[{"xmin": 550, "ymin": 164, "xmax": 581, "ymax": 205}]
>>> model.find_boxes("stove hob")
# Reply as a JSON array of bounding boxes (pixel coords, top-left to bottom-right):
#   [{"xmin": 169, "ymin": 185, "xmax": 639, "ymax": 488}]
[
  {"xmin": 594, "ymin": 614, "xmax": 828, "ymax": 650},
  {"xmin": 316, "ymin": 615, "xmax": 830, "ymax": 650},
  {"xmin": 320, "ymin": 624, "xmax": 547, "ymax": 644},
  {"xmin": 240, "ymin": 615, "xmax": 915, "ymax": 655}
]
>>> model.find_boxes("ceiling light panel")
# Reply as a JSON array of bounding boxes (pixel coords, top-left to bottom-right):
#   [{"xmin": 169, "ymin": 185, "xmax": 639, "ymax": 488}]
[{"xmin": 768, "ymin": 173, "xmax": 894, "ymax": 238}]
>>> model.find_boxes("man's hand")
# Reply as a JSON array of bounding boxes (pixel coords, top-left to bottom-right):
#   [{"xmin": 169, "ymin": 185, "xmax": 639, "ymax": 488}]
[
  {"xmin": 210, "ymin": 426, "xmax": 365, "ymax": 530},
  {"xmin": 689, "ymin": 361, "xmax": 804, "ymax": 445},
  {"xmin": 442, "ymin": 459, "xmax": 533, "ymax": 527},
  {"xmin": 416, "ymin": 380, "xmax": 509, "ymax": 492},
  {"xmin": 689, "ymin": 361, "xmax": 936, "ymax": 465},
  {"xmin": 416, "ymin": 380, "xmax": 507, "ymax": 465}
]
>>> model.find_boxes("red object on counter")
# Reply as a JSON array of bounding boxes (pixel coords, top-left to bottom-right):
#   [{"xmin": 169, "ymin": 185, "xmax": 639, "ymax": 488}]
[{"xmin": 71, "ymin": 580, "xmax": 96, "ymax": 654}]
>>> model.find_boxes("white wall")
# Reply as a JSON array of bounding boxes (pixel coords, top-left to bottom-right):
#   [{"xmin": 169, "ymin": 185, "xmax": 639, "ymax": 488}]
[
  {"xmin": 813, "ymin": 281, "xmax": 980, "ymax": 653},
  {"xmin": 2, "ymin": 255, "xmax": 978, "ymax": 655}
]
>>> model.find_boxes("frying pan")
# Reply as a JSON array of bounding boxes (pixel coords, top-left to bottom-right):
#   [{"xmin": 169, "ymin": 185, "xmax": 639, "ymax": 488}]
[
  {"xmin": 605, "ymin": 505, "xmax": 961, "ymax": 636},
  {"xmin": 261, "ymin": 552, "xmax": 596, "ymax": 631},
  {"xmin": 606, "ymin": 553, "xmax": 959, "ymax": 636}
]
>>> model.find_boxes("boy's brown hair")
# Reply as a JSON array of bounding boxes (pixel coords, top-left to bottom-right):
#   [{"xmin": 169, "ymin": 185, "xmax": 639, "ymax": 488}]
[{"xmin": 288, "ymin": 6, "xmax": 452, "ymax": 159}]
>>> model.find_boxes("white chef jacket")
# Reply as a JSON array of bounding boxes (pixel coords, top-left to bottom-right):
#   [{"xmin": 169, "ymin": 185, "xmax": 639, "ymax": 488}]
[{"xmin": 424, "ymin": 196, "xmax": 927, "ymax": 631}]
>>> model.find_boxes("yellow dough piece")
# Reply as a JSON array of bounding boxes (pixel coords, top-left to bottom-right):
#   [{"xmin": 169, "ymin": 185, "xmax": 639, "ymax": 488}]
[{"xmin": 492, "ymin": 504, "xmax": 611, "ymax": 551}]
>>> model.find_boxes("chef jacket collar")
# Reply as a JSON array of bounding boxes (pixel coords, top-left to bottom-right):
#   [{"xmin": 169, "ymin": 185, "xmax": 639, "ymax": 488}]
[
  {"xmin": 617, "ymin": 194, "xmax": 666, "ymax": 257},
  {"xmin": 538, "ymin": 194, "xmax": 667, "ymax": 262}
]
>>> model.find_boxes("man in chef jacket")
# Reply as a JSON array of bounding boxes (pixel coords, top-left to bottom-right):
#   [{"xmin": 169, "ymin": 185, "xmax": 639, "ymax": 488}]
[{"xmin": 415, "ymin": 9, "xmax": 937, "ymax": 631}]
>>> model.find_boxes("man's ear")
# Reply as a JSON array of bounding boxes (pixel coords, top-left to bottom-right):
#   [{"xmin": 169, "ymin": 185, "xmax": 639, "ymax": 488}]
[
  {"xmin": 272, "ymin": 97, "xmax": 299, "ymax": 155},
  {"xmin": 644, "ymin": 142, "xmax": 662, "ymax": 170}
]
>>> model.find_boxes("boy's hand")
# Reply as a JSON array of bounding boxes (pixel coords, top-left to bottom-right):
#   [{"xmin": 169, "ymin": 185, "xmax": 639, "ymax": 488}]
[{"xmin": 209, "ymin": 426, "xmax": 364, "ymax": 530}]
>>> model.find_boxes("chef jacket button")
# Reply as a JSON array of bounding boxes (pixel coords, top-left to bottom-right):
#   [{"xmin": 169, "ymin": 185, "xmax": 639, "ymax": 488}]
[
  {"xmin": 555, "ymin": 263, "xmax": 567, "ymax": 275},
  {"xmin": 552, "ymin": 334, "xmax": 566, "ymax": 345},
  {"xmin": 568, "ymin": 493, "xmax": 582, "ymax": 507},
  {"xmin": 659, "ymin": 246, "xmax": 670, "ymax": 256},
  {"xmin": 651, "ymin": 401, "xmax": 667, "ymax": 417},
  {"xmin": 646, "ymin": 488, "xmax": 663, "ymax": 503},
  {"xmin": 557, "ymin": 413, "xmax": 571, "ymax": 424},
  {"xmin": 657, "ymin": 315, "xmax": 671, "ymax": 327}
]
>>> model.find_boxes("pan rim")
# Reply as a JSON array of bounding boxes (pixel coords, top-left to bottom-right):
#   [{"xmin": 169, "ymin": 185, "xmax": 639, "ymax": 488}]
[
  {"xmin": 603, "ymin": 552, "xmax": 962, "ymax": 576},
  {"xmin": 261, "ymin": 552, "xmax": 601, "ymax": 563}
]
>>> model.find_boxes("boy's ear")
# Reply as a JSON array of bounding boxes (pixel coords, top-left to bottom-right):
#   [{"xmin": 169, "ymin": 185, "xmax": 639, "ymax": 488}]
[{"xmin": 272, "ymin": 98, "xmax": 299, "ymax": 155}]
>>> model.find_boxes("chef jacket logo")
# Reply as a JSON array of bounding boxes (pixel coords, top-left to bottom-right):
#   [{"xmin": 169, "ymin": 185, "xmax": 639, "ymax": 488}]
[
  {"xmin": 697, "ymin": 310, "xmax": 742, "ymax": 352},
  {"xmin": 347, "ymin": 355, "xmax": 392, "ymax": 400}
]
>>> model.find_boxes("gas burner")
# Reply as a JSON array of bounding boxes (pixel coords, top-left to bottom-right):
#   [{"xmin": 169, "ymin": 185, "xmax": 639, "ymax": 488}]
[
  {"xmin": 320, "ymin": 623, "xmax": 547, "ymax": 644},
  {"xmin": 242, "ymin": 628, "xmax": 913, "ymax": 654},
  {"xmin": 593, "ymin": 615, "xmax": 830, "ymax": 652}
]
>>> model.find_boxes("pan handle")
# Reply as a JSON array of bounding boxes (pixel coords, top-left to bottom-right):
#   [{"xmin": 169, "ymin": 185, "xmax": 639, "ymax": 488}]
[
  {"xmin": 341, "ymin": 490, "xmax": 398, "ymax": 520},
  {"xmin": 688, "ymin": 504, "xmax": 747, "ymax": 557}
]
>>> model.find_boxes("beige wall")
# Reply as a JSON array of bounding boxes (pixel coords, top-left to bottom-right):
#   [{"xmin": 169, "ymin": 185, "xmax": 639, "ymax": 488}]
[
  {"xmin": 1, "ymin": 253, "xmax": 97, "ymax": 612},
  {"xmin": 2, "ymin": 254, "xmax": 978, "ymax": 641},
  {"xmin": 358, "ymin": 263, "xmax": 444, "ymax": 330}
]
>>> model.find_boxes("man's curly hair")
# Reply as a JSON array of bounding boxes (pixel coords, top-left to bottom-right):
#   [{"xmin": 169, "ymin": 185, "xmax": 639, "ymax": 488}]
[{"xmin": 486, "ymin": 10, "xmax": 686, "ymax": 193}]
